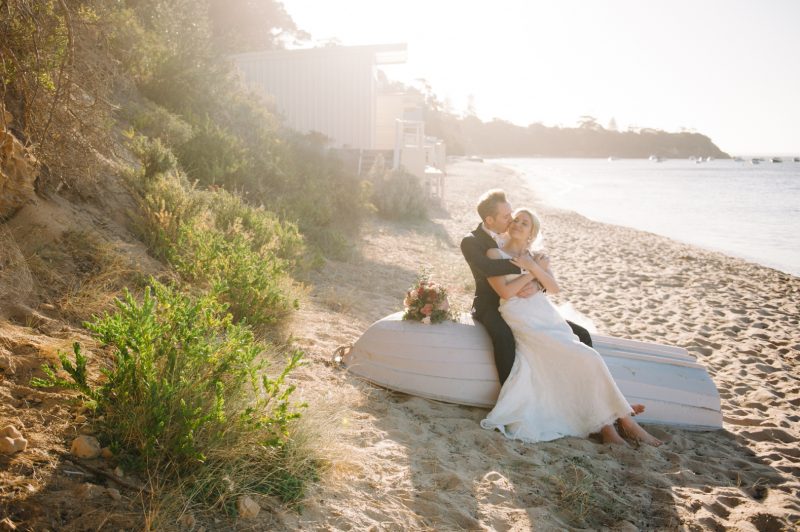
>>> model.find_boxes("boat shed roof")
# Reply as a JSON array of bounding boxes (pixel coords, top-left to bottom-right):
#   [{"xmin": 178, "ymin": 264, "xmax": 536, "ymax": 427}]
[{"xmin": 232, "ymin": 43, "xmax": 408, "ymax": 65}]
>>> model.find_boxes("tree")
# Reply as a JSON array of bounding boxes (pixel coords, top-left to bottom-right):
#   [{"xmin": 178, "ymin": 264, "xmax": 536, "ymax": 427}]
[
  {"xmin": 207, "ymin": 0, "xmax": 307, "ymax": 54},
  {"xmin": 577, "ymin": 115, "xmax": 601, "ymax": 130}
]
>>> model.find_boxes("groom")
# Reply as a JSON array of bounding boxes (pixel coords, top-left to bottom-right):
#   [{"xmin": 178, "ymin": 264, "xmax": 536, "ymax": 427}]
[{"xmin": 460, "ymin": 189, "xmax": 593, "ymax": 384}]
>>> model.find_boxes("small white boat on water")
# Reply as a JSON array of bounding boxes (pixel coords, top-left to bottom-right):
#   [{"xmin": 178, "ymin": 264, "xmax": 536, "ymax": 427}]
[{"xmin": 344, "ymin": 312, "xmax": 723, "ymax": 431}]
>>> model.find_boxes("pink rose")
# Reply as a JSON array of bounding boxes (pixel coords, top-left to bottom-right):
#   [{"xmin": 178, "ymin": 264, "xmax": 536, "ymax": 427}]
[{"xmin": 421, "ymin": 304, "xmax": 433, "ymax": 316}]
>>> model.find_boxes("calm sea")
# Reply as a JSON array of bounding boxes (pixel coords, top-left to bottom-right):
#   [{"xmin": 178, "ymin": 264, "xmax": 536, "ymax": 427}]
[{"xmin": 495, "ymin": 158, "xmax": 800, "ymax": 277}]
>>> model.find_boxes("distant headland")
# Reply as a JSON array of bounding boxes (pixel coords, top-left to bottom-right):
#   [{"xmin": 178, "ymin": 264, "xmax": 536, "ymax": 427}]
[{"xmin": 427, "ymin": 114, "xmax": 730, "ymax": 159}]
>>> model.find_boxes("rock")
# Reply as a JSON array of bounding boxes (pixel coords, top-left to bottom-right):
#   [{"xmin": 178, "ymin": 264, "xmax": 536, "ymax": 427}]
[
  {"xmin": 0, "ymin": 106, "xmax": 38, "ymax": 219},
  {"xmin": 237, "ymin": 496, "xmax": 260, "ymax": 519},
  {"xmin": 0, "ymin": 426, "xmax": 27, "ymax": 454},
  {"xmin": 0, "ymin": 425, "xmax": 22, "ymax": 439},
  {"xmin": 0, "ymin": 437, "xmax": 17, "ymax": 454},
  {"xmin": 75, "ymin": 415, "xmax": 87, "ymax": 424},
  {"xmin": 107, "ymin": 488, "xmax": 122, "ymax": 501},
  {"xmin": 101, "ymin": 446, "xmax": 113, "ymax": 459},
  {"xmin": 178, "ymin": 514, "xmax": 196, "ymax": 529},
  {"xmin": 74, "ymin": 482, "xmax": 104, "ymax": 499},
  {"xmin": 70, "ymin": 435, "xmax": 101, "ymax": 459}
]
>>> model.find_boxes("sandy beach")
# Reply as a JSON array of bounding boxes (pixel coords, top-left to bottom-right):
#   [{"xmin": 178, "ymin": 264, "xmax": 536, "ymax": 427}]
[{"xmin": 281, "ymin": 160, "xmax": 799, "ymax": 530}]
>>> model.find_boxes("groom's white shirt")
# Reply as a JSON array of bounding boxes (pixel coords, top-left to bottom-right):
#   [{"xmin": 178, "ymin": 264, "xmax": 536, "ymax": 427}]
[{"xmin": 481, "ymin": 223, "xmax": 507, "ymax": 248}]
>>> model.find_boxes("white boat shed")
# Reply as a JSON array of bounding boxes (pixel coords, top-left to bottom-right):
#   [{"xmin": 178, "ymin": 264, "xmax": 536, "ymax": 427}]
[{"xmin": 232, "ymin": 44, "xmax": 445, "ymax": 189}]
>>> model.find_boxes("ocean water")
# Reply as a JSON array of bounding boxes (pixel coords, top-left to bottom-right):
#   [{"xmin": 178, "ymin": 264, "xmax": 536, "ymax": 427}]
[{"xmin": 495, "ymin": 158, "xmax": 800, "ymax": 277}]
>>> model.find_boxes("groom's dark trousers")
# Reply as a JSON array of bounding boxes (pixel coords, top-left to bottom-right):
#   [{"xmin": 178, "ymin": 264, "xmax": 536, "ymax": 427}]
[{"xmin": 461, "ymin": 223, "xmax": 592, "ymax": 384}]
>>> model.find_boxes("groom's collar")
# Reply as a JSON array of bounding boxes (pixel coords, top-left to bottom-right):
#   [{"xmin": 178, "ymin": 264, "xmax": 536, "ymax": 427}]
[
  {"xmin": 480, "ymin": 223, "xmax": 506, "ymax": 247},
  {"xmin": 480, "ymin": 222, "xmax": 498, "ymax": 240}
]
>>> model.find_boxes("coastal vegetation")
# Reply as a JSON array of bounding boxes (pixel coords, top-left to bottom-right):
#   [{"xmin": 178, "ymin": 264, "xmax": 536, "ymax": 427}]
[
  {"xmin": 420, "ymin": 93, "xmax": 729, "ymax": 159},
  {"xmin": 1, "ymin": 0, "xmax": 345, "ymax": 527}
]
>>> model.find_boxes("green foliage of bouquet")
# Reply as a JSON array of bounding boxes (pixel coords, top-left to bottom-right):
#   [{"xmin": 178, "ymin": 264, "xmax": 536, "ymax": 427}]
[{"xmin": 402, "ymin": 274, "xmax": 454, "ymax": 325}]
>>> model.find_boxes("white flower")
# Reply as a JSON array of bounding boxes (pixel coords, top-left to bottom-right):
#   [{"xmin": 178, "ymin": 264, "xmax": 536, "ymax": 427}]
[{"xmin": 421, "ymin": 316, "xmax": 431, "ymax": 325}]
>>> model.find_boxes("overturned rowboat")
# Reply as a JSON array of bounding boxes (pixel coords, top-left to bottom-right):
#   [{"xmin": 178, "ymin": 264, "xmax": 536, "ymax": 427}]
[{"xmin": 343, "ymin": 312, "xmax": 723, "ymax": 430}]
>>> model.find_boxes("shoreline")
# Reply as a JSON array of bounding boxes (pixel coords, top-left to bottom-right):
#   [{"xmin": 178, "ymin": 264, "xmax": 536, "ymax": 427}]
[
  {"xmin": 283, "ymin": 159, "xmax": 799, "ymax": 530},
  {"xmin": 486, "ymin": 156, "xmax": 800, "ymax": 279}
]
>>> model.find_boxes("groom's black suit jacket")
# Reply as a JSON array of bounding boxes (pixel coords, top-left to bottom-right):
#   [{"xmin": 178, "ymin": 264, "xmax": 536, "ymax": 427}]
[
  {"xmin": 460, "ymin": 224, "xmax": 520, "ymax": 384},
  {"xmin": 460, "ymin": 224, "xmax": 520, "ymax": 318},
  {"xmin": 460, "ymin": 223, "xmax": 593, "ymax": 385}
]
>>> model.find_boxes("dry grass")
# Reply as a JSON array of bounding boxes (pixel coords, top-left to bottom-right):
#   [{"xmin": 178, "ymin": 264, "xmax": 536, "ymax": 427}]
[
  {"xmin": 316, "ymin": 285, "xmax": 360, "ymax": 314},
  {"xmin": 57, "ymin": 232, "xmax": 141, "ymax": 322},
  {"xmin": 549, "ymin": 458, "xmax": 633, "ymax": 529},
  {"xmin": 0, "ymin": 226, "xmax": 33, "ymax": 305},
  {"xmin": 133, "ymin": 395, "xmax": 340, "ymax": 531}
]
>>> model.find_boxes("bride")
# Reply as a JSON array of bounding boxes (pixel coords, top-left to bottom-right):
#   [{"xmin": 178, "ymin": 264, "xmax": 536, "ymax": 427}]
[{"xmin": 480, "ymin": 208, "xmax": 662, "ymax": 446}]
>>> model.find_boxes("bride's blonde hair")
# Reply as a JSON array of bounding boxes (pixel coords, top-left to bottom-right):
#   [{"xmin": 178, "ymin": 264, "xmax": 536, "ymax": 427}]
[{"xmin": 513, "ymin": 208, "xmax": 542, "ymax": 249}]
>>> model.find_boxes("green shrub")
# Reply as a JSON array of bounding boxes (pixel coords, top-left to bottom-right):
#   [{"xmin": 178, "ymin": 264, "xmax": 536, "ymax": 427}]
[
  {"xmin": 175, "ymin": 118, "xmax": 247, "ymax": 187},
  {"xmin": 370, "ymin": 168, "xmax": 429, "ymax": 220},
  {"xmin": 32, "ymin": 343, "xmax": 95, "ymax": 402},
  {"xmin": 129, "ymin": 135, "xmax": 180, "ymax": 181},
  {"xmin": 133, "ymin": 170, "xmax": 204, "ymax": 260},
  {"xmin": 92, "ymin": 282, "xmax": 302, "ymax": 462},
  {"xmin": 130, "ymin": 168, "xmax": 301, "ymax": 328},
  {"xmin": 209, "ymin": 189, "xmax": 305, "ymax": 264},
  {"xmin": 35, "ymin": 280, "xmax": 313, "ymax": 506},
  {"xmin": 128, "ymin": 101, "xmax": 193, "ymax": 147},
  {"xmin": 171, "ymin": 216, "xmax": 298, "ymax": 326}
]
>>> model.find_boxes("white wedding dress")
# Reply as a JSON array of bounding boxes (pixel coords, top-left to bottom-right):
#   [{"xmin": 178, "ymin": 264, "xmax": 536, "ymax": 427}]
[{"xmin": 480, "ymin": 254, "xmax": 633, "ymax": 443}]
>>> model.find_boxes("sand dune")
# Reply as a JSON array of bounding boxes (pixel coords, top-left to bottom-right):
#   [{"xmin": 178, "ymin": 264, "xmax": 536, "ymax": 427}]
[{"xmin": 288, "ymin": 160, "xmax": 799, "ymax": 530}]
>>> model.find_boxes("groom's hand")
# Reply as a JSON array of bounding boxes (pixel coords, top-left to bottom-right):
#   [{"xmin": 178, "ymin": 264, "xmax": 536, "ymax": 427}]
[{"xmin": 517, "ymin": 281, "xmax": 538, "ymax": 298}]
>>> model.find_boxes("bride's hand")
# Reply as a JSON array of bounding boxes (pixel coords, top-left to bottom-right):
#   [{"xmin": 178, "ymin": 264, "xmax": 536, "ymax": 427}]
[
  {"xmin": 510, "ymin": 253, "xmax": 537, "ymax": 271},
  {"xmin": 533, "ymin": 252, "xmax": 550, "ymax": 270}
]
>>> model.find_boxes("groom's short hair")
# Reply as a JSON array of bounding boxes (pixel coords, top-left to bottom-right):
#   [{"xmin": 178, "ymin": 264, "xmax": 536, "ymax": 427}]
[{"xmin": 477, "ymin": 189, "xmax": 508, "ymax": 221}]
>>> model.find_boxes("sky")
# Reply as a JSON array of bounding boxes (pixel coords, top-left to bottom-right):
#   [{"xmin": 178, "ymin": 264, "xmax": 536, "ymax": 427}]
[{"xmin": 280, "ymin": 0, "xmax": 800, "ymax": 156}]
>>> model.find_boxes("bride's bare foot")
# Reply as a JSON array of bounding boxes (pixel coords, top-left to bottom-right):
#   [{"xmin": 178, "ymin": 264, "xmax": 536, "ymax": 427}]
[
  {"xmin": 618, "ymin": 417, "xmax": 662, "ymax": 447},
  {"xmin": 600, "ymin": 424, "xmax": 628, "ymax": 446},
  {"xmin": 631, "ymin": 404, "xmax": 645, "ymax": 416}
]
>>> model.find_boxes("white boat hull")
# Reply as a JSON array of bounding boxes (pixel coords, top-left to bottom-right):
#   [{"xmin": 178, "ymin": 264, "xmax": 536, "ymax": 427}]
[{"xmin": 345, "ymin": 312, "xmax": 723, "ymax": 430}]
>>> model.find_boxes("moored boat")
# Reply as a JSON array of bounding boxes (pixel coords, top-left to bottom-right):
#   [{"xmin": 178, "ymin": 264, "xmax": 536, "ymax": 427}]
[{"xmin": 344, "ymin": 312, "xmax": 723, "ymax": 430}]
